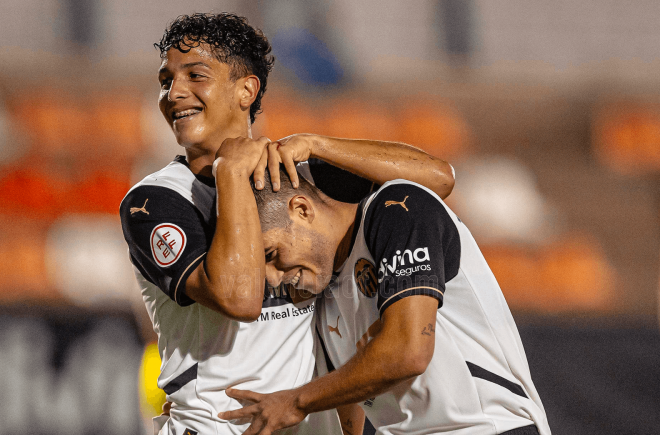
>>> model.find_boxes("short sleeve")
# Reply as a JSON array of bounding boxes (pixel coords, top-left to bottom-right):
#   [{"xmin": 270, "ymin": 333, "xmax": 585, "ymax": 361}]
[
  {"xmin": 363, "ymin": 182, "xmax": 460, "ymax": 316},
  {"xmin": 120, "ymin": 185, "xmax": 212, "ymax": 306},
  {"xmin": 308, "ymin": 159, "xmax": 377, "ymax": 203}
]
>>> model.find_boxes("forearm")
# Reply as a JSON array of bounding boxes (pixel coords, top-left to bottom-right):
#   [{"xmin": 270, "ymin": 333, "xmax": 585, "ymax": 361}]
[
  {"xmin": 193, "ymin": 168, "xmax": 265, "ymax": 320},
  {"xmin": 295, "ymin": 334, "xmax": 417, "ymax": 414},
  {"xmin": 337, "ymin": 403, "xmax": 365, "ymax": 435},
  {"xmin": 311, "ymin": 135, "xmax": 455, "ymax": 199}
]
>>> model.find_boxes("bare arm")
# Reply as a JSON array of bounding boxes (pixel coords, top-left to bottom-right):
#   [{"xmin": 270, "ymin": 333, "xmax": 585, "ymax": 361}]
[
  {"xmin": 294, "ymin": 295, "xmax": 437, "ymax": 411},
  {"xmin": 184, "ymin": 137, "xmax": 269, "ymax": 322},
  {"xmin": 253, "ymin": 134, "xmax": 455, "ymax": 199},
  {"xmin": 337, "ymin": 403, "xmax": 365, "ymax": 435},
  {"xmin": 218, "ymin": 296, "xmax": 439, "ymax": 434},
  {"xmin": 312, "ymin": 135, "xmax": 455, "ymax": 199}
]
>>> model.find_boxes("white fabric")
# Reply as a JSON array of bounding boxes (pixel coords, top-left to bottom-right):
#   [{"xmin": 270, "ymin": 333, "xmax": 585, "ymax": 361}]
[{"xmin": 318, "ymin": 180, "xmax": 551, "ymax": 435}]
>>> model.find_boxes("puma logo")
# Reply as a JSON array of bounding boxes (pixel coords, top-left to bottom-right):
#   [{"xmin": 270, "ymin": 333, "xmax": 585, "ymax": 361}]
[
  {"xmin": 328, "ymin": 316, "xmax": 342, "ymax": 338},
  {"xmin": 385, "ymin": 196, "xmax": 409, "ymax": 211},
  {"xmin": 130, "ymin": 199, "xmax": 149, "ymax": 215}
]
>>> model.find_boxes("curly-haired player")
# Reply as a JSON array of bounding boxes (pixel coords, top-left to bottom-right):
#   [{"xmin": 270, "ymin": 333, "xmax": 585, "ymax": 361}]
[
  {"xmin": 154, "ymin": 12, "xmax": 274, "ymax": 124},
  {"xmin": 121, "ymin": 12, "xmax": 455, "ymax": 435}
]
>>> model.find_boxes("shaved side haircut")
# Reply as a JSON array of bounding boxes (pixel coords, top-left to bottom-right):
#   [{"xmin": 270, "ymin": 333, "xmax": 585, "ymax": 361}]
[{"xmin": 251, "ymin": 167, "xmax": 323, "ymax": 232}]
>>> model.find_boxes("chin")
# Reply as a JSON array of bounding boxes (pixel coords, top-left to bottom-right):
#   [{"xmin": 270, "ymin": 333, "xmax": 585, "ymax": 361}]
[{"xmin": 307, "ymin": 274, "xmax": 333, "ymax": 294}]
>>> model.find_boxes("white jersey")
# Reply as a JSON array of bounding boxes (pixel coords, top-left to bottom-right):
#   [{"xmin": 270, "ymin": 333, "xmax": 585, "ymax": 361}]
[
  {"xmin": 120, "ymin": 156, "xmax": 340, "ymax": 435},
  {"xmin": 317, "ymin": 180, "xmax": 551, "ymax": 435}
]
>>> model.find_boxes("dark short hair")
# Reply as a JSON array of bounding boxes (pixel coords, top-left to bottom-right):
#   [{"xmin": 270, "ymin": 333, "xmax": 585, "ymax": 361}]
[
  {"xmin": 252, "ymin": 166, "xmax": 322, "ymax": 232},
  {"xmin": 155, "ymin": 12, "xmax": 275, "ymax": 124}
]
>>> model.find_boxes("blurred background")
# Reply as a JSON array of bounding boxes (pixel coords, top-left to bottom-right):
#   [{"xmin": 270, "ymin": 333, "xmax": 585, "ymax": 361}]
[{"xmin": 0, "ymin": 0, "xmax": 658, "ymax": 434}]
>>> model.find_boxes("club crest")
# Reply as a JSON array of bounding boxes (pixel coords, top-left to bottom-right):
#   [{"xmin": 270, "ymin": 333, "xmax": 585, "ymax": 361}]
[{"xmin": 354, "ymin": 258, "xmax": 377, "ymax": 298}]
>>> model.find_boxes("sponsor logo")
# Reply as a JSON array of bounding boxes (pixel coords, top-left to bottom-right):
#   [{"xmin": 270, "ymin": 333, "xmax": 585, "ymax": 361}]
[
  {"xmin": 328, "ymin": 315, "xmax": 342, "ymax": 338},
  {"xmin": 257, "ymin": 303, "xmax": 314, "ymax": 322},
  {"xmin": 378, "ymin": 247, "xmax": 431, "ymax": 282},
  {"xmin": 354, "ymin": 258, "xmax": 377, "ymax": 298},
  {"xmin": 150, "ymin": 223, "xmax": 186, "ymax": 267},
  {"xmin": 384, "ymin": 195, "xmax": 409, "ymax": 211},
  {"xmin": 364, "ymin": 398, "xmax": 375, "ymax": 407},
  {"xmin": 130, "ymin": 198, "xmax": 149, "ymax": 215},
  {"xmin": 183, "ymin": 429, "xmax": 198, "ymax": 435}
]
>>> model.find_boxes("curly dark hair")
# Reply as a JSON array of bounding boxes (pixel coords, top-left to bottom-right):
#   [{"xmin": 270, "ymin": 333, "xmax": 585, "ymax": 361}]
[{"xmin": 155, "ymin": 13, "xmax": 275, "ymax": 124}]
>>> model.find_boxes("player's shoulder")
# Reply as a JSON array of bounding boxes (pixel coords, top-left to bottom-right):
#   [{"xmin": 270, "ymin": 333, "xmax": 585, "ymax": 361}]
[
  {"xmin": 120, "ymin": 157, "xmax": 199, "ymax": 225},
  {"xmin": 363, "ymin": 180, "xmax": 444, "ymax": 222},
  {"xmin": 123, "ymin": 156, "xmax": 196, "ymax": 205}
]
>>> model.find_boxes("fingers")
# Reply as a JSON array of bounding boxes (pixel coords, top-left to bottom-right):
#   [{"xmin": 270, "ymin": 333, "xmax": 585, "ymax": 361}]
[
  {"xmin": 253, "ymin": 148, "xmax": 268, "ymax": 190},
  {"xmin": 226, "ymin": 388, "xmax": 263, "ymax": 403},
  {"xmin": 280, "ymin": 145, "xmax": 299, "ymax": 189},
  {"xmin": 267, "ymin": 141, "xmax": 282, "ymax": 191},
  {"xmin": 161, "ymin": 401, "xmax": 172, "ymax": 416},
  {"xmin": 217, "ymin": 405, "xmax": 257, "ymax": 421}
]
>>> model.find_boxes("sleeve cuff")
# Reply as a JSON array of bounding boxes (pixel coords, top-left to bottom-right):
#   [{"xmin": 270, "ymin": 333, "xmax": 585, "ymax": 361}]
[
  {"xmin": 172, "ymin": 251, "xmax": 207, "ymax": 306},
  {"xmin": 378, "ymin": 286, "xmax": 444, "ymax": 317}
]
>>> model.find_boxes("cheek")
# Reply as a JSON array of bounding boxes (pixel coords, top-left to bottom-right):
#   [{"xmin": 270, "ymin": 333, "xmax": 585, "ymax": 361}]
[{"xmin": 158, "ymin": 94, "xmax": 170, "ymax": 120}]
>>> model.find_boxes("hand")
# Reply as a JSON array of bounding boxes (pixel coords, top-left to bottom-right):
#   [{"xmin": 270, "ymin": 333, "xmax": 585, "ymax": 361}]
[
  {"xmin": 217, "ymin": 388, "xmax": 307, "ymax": 435},
  {"xmin": 161, "ymin": 401, "xmax": 172, "ymax": 416},
  {"xmin": 213, "ymin": 136, "xmax": 271, "ymax": 179},
  {"xmin": 252, "ymin": 134, "xmax": 318, "ymax": 192}
]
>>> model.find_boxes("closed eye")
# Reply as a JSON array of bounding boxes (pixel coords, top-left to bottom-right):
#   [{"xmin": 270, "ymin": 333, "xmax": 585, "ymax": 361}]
[{"xmin": 265, "ymin": 250, "xmax": 277, "ymax": 263}]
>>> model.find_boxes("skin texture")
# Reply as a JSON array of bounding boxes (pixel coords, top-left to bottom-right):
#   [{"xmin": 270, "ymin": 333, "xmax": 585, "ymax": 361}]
[{"xmin": 156, "ymin": 42, "xmax": 455, "ymax": 323}]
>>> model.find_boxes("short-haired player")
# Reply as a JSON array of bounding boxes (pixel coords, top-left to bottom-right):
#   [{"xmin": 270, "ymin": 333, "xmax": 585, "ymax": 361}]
[{"xmin": 219, "ymin": 169, "xmax": 551, "ymax": 435}]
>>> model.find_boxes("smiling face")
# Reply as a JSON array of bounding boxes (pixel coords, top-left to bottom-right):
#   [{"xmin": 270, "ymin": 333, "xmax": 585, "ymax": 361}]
[
  {"xmin": 157, "ymin": 43, "xmax": 245, "ymax": 149},
  {"xmin": 262, "ymin": 222, "xmax": 336, "ymax": 295}
]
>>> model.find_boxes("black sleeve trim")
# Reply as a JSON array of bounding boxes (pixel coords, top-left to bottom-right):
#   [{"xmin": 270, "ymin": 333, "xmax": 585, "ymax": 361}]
[
  {"xmin": 173, "ymin": 252, "xmax": 206, "ymax": 306},
  {"xmin": 362, "ymin": 182, "xmax": 460, "ymax": 317},
  {"xmin": 120, "ymin": 185, "xmax": 214, "ymax": 306},
  {"xmin": 379, "ymin": 286, "xmax": 443, "ymax": 316}
]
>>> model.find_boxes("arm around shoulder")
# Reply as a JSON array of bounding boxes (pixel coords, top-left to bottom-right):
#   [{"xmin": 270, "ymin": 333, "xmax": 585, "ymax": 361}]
[{"xmin": 310, "ymin": 135, "xmax": 455, "ymax": 199}]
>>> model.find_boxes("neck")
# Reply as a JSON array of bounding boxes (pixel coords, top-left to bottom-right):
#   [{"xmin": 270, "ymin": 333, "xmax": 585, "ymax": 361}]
[
  {"xmin": 329, "ymin": 201, "xmax": 360, "ymax": 271},
  {"xmin": 185, "ymin": 118, "xmax": 252, "ymax": 177}
]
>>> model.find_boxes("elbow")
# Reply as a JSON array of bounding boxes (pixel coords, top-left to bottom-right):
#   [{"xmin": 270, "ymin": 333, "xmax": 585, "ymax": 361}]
[
  {"xmin": 395, "ymin": 343, "xmax": 434, "ymax": 378},
  {"xmin": 216, "ymin": 293, "xmax": 262, "ymax": 322},
  {"xmin": 204, "ymin": 286, "xmax": 263, "ymax": 322},
  {"xmin": 223, "ymin": 305, "xmax": 262, "ymax": 322},
  {"xmin": 433, "ymin": 161, "xmax": 455, "ymax": 200}
]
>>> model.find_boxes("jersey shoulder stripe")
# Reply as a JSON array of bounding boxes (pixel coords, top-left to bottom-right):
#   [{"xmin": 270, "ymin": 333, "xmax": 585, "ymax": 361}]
[{"xmin": 123, "ymin": 158, "xmax": 197, "ymax": 205}]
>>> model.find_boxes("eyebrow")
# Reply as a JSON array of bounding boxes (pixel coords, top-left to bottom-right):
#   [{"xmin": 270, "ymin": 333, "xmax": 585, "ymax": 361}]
[{"xmin": 158, "ymin": 61, "xmax": 211, "ymax": 75}]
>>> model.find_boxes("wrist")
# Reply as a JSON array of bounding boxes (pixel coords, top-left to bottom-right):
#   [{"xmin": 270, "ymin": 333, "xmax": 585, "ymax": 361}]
[
  {"xmin": 307, "ymin": 134, "xmax": 326, "ymax": 159},
  {"xmin": 292, "ymin": 385, "xmax": 312, "ymax": 415},
  {"xmin": 212, "ymin": 157, "xmax": 250, "ymax": 180}
]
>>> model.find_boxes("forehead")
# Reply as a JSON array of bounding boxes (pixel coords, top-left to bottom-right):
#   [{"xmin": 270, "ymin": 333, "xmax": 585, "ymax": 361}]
[{"xmin": 158, "ymin": 42, "xmax": 225, "ymax": 72}]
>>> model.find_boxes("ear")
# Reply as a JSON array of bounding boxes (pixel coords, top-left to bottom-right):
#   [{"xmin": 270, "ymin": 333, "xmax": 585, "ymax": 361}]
[
  {"xmin": 288, "ymin": 195, "xmax": 315, "ymax": 224},
  {"xmin": 238, "ymin": 75, "xmax": 261, "ymax": 113}
]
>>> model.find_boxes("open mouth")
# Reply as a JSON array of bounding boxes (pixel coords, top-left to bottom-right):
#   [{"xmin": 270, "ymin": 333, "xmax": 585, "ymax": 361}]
[
  {"xmin": 289, "ymin": 269, "xmax": 302, "ymax": 286},
  {"xmin": 172, "ymin": 108, "xmax": 202, "ymax": 121}
]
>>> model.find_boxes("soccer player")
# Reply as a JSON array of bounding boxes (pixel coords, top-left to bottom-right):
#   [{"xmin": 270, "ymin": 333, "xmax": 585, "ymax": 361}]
[
  {"xmin": 120, "ymin": 13, "xmax": 455, "ymax": 435},
  {"xmin": 218, "ymin": 168, "xmax": 552, "ymax": 435}
]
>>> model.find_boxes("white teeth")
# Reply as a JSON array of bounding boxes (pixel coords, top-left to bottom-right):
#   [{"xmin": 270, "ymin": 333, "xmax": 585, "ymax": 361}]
[
  {"xmin": 290, "ymin": 270, "xmax": 301, "ymax": 286},
  {"xmin": 173, "ymin": 108, "xmax": 201, "ymax": 119}
]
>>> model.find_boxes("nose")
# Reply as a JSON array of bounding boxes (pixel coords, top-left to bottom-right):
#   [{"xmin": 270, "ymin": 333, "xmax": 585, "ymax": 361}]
[
  {"xmin": 168, "ymin": 77, "xmax": 188, "ymax": 102},
  {"xmin": 265, "ymin": 264, "xmax": 284, "ymax": 287}
]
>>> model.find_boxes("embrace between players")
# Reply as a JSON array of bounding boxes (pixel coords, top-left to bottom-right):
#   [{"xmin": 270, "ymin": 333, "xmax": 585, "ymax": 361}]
[{"xmin": 120, "ymin": 13, "xmax": 551, "ymax": 435}]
